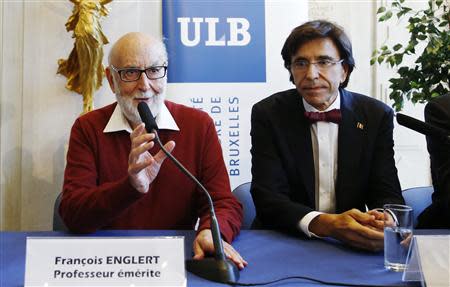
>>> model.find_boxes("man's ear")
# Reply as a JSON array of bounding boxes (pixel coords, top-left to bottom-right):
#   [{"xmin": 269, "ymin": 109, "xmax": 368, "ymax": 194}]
[
  {"xmin": 341, "ymin": 63, "xmax": 349, "ymax": 83},
  {"xmin": 105, "ymin": 67, "xmax": 116, "ymax": 92}
]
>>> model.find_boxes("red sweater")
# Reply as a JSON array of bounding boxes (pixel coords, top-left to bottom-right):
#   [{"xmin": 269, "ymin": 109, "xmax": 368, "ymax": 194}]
[{"xmin": 61, "ymin": 101, "xmax": 242, "ymax": 242}]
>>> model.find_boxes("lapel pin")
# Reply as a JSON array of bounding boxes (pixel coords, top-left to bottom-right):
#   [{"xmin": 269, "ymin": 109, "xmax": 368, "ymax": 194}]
[{"xmin": 357, "ymin": 122, "xmax": 364, "ymax": 130}]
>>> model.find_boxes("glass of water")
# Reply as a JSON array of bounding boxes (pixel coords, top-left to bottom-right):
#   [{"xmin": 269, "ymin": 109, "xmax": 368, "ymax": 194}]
[{"xmin": 384, "ymin": 204, "xmax": 413, "ymax": 271}]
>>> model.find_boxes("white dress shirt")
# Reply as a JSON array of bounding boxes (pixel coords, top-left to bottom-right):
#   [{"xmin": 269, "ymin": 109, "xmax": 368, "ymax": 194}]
[
  {"xmin": 103, "ymin": 102, "xmax": 180, "ymax": 133},
  {"xmin": 299, "ymin": 93, "xmax": 340, "ymax": 237}
]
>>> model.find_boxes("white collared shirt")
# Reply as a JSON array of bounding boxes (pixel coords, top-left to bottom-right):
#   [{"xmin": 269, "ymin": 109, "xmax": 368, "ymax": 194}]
[
  {"xmin": 299, "ymin": 93, "xmax": 340, "ymax": 237},
  {"xmin": 103, "ymin": 102, "xmax": 180, "ymax": 133}
]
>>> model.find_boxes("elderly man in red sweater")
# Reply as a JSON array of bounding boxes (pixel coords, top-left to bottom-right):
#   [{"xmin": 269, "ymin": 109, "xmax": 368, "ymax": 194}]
[{"xmin": 60, "ymin": 32, "xmax": 247, "ymax": 269}]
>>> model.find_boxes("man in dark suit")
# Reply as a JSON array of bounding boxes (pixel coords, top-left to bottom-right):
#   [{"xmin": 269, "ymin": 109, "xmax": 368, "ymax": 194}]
[
  {"xmin": 250, "ymin": 20, "xmax": 404, "ymax": 251},
  {"xmin": 417, "ymin": 94, "xmax": 450, "ymax": 228}
]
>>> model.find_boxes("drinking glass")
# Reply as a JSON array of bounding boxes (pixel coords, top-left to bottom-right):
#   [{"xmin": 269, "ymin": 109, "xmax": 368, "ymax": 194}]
[{"xmin": 384, "ymin": 204, "xmax": 413, "ymax": 272}]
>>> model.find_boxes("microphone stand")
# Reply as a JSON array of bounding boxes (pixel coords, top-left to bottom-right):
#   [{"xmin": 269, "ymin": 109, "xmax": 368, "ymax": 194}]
[{"xmin": 152, "ymin": 129, "xmax": 240, "ymax": 283}]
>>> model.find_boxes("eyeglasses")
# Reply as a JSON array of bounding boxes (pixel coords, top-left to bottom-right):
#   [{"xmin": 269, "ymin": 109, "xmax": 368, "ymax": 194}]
[
  {"xmin": 110, "ymin": 65, "xmax": 167, "ymax": 82},
  {"xmin": 290, "ymin": 59, "xmax": 344, "ymax": 72}
]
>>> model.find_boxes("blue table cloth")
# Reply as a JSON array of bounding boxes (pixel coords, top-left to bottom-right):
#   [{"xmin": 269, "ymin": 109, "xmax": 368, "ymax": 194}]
[{"xmin": 1, "ymin": 229, "xmax": 435, "ymax": 286}]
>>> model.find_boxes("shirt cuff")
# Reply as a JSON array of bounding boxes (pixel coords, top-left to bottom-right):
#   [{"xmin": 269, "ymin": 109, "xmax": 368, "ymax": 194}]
[{"xmin": 298, "ymin": 211, "xmax": 324, "ymax": 238}]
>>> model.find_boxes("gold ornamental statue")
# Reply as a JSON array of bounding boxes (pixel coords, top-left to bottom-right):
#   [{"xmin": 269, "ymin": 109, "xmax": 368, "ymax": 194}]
[{"xmin": 58, "ymin": 0, "xmax": 112, "ymax": 114}]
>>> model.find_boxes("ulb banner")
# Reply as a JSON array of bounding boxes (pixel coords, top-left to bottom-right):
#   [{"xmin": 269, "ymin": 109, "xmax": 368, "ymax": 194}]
[
  {"xmin": 163, "ymin": 1, "xmax": 307, "ymax": 188},
  {"xmin": 163, "ymin": 0, "xmax": 266, "ymax": 83}
]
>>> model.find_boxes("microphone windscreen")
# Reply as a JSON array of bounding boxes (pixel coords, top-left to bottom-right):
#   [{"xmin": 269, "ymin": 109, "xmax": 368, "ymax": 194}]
[
  {"xmin": 397, "ymin": 113, "xmax": 429, "ymax": 135},
  {"xmin": 397, "ymin": 113, "xmax": 448, "ymax": 139},
  {"xmin": 137, "ymin": 102, "xmax": 159, "ymax": 133}
]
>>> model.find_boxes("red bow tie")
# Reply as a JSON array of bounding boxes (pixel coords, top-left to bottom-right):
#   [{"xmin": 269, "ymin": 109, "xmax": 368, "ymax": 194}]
[{"xmin": 304, "ymin": 109, "xmax": 342, "ymax": 124}]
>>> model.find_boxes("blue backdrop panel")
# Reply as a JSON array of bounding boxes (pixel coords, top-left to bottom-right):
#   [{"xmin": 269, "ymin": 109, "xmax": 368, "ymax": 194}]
[{"xmin": 163, "ymin": 0, "xmax": 266, "ymax": 83}]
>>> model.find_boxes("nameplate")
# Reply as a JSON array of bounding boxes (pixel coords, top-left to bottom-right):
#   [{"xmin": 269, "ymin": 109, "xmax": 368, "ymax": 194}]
[
  {"xmin": 24, "ymin": 236, "xmax": 186, "ymax": 287},
  {"xmin": 403, "ymin": 235, "xmax": 450, "ymax": 286}
]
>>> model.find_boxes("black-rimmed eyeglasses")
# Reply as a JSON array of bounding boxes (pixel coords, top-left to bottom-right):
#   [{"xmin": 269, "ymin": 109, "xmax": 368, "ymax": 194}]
[{"xmin": 110, "ymin": 65, "xmax": 167, "ymax": 82}]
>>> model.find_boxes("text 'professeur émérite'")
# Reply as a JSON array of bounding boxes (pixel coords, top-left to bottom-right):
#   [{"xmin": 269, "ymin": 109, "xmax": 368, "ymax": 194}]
[{"xmin": 53, "ymin": 256, "xmax": 162, "ymax": 279}]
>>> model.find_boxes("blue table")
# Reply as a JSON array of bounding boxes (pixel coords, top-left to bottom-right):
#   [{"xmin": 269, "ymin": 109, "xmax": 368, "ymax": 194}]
[{"xmin": 1, "ymin": 229, "xmax": 434, "ymax": 286}]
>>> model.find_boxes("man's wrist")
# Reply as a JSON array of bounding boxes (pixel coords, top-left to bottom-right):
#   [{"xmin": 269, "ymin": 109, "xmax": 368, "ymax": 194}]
[
  {"xmin": 299, "ymin": 211, "xmax": 323, "ymax": 237},
  {"xmin": 309, "ymin": 213, "xmax": 333, "ymax": 237}
]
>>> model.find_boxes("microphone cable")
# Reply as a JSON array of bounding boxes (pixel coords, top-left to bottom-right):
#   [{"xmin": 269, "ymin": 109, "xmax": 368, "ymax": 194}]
[{"xmin": 226, "ymin": 276, "xmax": 410, "ymax": 287}]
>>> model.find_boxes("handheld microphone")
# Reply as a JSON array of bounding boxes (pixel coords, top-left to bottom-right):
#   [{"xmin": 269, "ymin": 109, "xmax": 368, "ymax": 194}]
[
  {"xmin": 396, "ymin": 113, "xmax": 450, "ymax": 143},
  {"xmin": 137, "ymin": 102, "xmax": 239, "ymax": 283}
]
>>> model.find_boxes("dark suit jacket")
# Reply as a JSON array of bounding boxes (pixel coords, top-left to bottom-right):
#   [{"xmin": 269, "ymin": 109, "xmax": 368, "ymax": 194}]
[
  {"xmin": 417, "ymin": 94, "xmax": 450, "ymax": 228},
  {"xmin": 250, "ymin": 88, "xmax": 404, "ymax": 233}
]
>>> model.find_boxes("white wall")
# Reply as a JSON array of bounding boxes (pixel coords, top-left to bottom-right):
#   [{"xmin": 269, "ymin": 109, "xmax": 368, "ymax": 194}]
[
  {"xmin": 372, "ymin": 1, "xmax": 431, "ymax": 189},
  {"xmin": 0, "ymin": 0, "xmax": 431, "ymax": 231}
]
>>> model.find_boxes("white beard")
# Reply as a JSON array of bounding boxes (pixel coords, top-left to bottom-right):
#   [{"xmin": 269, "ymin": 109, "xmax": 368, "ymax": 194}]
[{"xmin": 113, "ymin": 85, "xmax": 166, "ymax": 127}]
